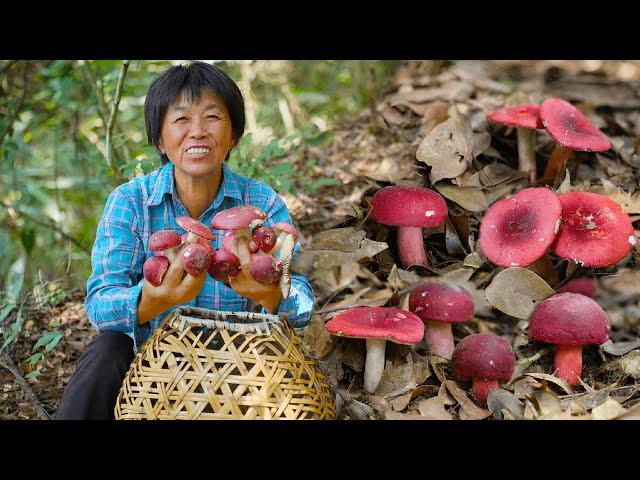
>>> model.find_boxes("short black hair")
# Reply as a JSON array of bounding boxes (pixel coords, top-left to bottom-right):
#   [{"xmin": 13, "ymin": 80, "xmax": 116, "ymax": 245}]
[{"xmin": 144, "ymin": 62, "xmax": 245, "ymax": 165}]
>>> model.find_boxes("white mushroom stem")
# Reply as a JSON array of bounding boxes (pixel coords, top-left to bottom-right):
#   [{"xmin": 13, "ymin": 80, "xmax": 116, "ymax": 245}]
[
  {"xmin": 185, "ymin": 232, "xmax": 199, "ymax": 244},
  {"xmin": 161, "ymin": 248, "xmax": 178, "ymax": 263},
  {"xmin": 517, "ymin": 128, "xmax": 537, "ymax": 182},
  {"xmin": 424, "ymin": 321, "xmax": 454, "ymax": 360},
  {"xmin": 364, "ymin": 338, "xmax": 387, "ymax": 394},
  {"xmin": 277, "ymin": 233, "xmax": 295, "ymax": 298}
]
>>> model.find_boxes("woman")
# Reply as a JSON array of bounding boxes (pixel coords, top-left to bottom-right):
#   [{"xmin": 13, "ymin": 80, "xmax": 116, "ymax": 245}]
[{"xmin": 55, "ymin": 62, "xmax": 315, "ymax": 420}]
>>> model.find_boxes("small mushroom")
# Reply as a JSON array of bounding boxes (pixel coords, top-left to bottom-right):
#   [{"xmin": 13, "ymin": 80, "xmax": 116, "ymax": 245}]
[
  {"xmin": 148, "ymin": 230, "xmax": 181, "ymax": 262},
  {"xmin": 539, "ymin": 97, "xmax": 611, "ymax": 185},
  {"xmin": 487, "ymin": 103, "xmax": 543, "ymax": 182},
  {"xmin": 143, "ymin": 256, "xmax": 170, "ymax": 287},
  {"xmin": 479, "ymin": 187, "xmax": 562, "ymax": 268},
  {"xmin": 451, "ymin": 333, "xmax": 516, "ymax": 405},
  {"xmin": 553, "ymin": 191, "xmax": 635, "ymax": 268},
  {"xmin": 370, "ymin": 186, "xmax": 448, "ymax": 268},
  {"xmin": 176, "ymin": 216, "xmax": 216, "ymax": 244},
  {"xmin": 325, "ymin": 307, "xmax": 424, "ymax": 394},
  {"xmin": 210, "ymin": 205, "xmax": 266, "ymax": 256},
  {"xmin": 252, "ymin": 225, "xmax": 277, "ymax": 252},
  {"xmin": 529, "ymin": 292, "xmax": 610, "ymax": 386},
  {"xmin": 207, "ymin": 249, "xmax": 241, "ymax": 283},
  {"xmin": 409, "ymin": 282, "xmax": 475, "ymax": 360},
  {"xmin": 181, "ymin": 243, "xmax": 212, "ymax": 277},
  {"xmin": 249, "ymin": 253, "xmax": 282, "ymax": 285}
]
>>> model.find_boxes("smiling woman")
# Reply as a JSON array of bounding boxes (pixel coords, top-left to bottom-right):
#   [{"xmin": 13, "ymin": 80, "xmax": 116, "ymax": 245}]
[{"xmin": 55, "ymin": 62, "xmax": 315, "ymax": 420}]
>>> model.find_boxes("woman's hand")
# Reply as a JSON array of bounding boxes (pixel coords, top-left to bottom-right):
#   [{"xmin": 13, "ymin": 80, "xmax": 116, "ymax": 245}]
[
  {"xmin": 228, "ymin": 238, "xmax": 282, "ymax": 314},
  {"xmin": 137, "ymin": 246, "xmax": 206, "ymax": 324}
]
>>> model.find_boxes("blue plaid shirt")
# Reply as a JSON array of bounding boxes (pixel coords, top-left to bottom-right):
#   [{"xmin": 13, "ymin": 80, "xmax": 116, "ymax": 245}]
[{"xmin": 85, "ymin": 162, "xmax": 315, "ymax": 352}]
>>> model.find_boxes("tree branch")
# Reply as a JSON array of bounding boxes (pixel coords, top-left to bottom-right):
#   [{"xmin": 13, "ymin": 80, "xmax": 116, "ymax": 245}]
[
  {"xmin": 0, "ymin": 62, "xmax": 28, "ymax": 147},
  {"xmin": 106, "ymin": 60, "xmax": 130, "ymax": 172},
  {"xmin": 0, "ymin": 351, "xmax": 51, "ymax": 420}
]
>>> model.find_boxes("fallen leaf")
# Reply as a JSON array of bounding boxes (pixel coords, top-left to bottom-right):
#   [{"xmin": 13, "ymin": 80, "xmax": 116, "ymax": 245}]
[
  {"xmin": 555, "ymin": 169, "xmax": 572, "ymax": 194},
  {"xmin": 617, "ymin": 401, "xmax": 640, "ymax": 420},
  {"xmin": 376, "ymin": 351, "xmax": 431, "ymax": 397},
  {"xmin": 591, "ymin": 399, "xmax": 626, "ymax": 420},
  {"xmin": 416, "ymin": 107, "xmax": 474, "ymax": 183},
  {"xmin": 478, "ymin": 162, "xmax": 519, "ymax": 187},
  {"xmin": 525, "ymin": 372, "xmax": 573, "ymax": 395},
  {"xmin": 302, "ymin": 315, "xmax": 338, "ymax": 358},
  {"xmin": 434, "ymin": 183, "xmax": 488, "ymax": 212},
  {"xmin": 444, "ymin": 379, "xmax": 492, "ymax": 420},
  {"xmin": 341, "ymin": 341, "xmax": 364, "ymax": 373},
  {"xmin": 487, "ymin": 388, "xmax": 525, "ymax": 420},
  {"xmin": 601, "ymin": 339, "xmax": 640, "ymax": 356},
  {"xmin": 463, "ymin": 252, "xmax": 484, "ymax": 269},
  {"xmin": 486, "ymin": 268, "xmax": 555, "ymax": 319},
  {"xmin": 619, "ymin": 350, "xmax": 640, "ymax": 378},
  {"xmin": 417, "ymin": 397, "xmax": 452, "ymax": 420}
]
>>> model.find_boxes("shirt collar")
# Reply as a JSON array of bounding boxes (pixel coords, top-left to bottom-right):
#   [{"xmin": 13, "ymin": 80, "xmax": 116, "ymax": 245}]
[{"xmin": 146, "ymin": 162, "xmax": 243, "ymax": 207}]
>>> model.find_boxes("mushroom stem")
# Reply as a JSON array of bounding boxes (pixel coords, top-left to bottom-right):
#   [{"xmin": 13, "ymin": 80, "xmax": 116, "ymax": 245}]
[
  {"xmin": 472, "ymin": 378, "xmax": 499, "ymax": 404},
  {"xmin": 185, "ymin": 232, "xmax": 199, "ymax": 244},
  {"xmin": 397, "ymin": 226, "xmax": 428, "ymax": 268},
  {"xmin": 424, "ymin": 321, "xmax": 454, "ymax": 360},
  {"xmin": 542, "ymin": 145, "xmax": 572, "ymax": 186},
  {"xmin": 161, "ymin": 248, "xmax": 177, "ymax": 263},
  {"xmin": 554, "ymin": 344, "xmax": 583, "ymax": 386},
  {"xmin": 517, "ymin": 128, "xmax": 537, "ymax": 183},
  {"xmin": 364, "ymin": 338, "xmax": 387, "ymax": 394}
]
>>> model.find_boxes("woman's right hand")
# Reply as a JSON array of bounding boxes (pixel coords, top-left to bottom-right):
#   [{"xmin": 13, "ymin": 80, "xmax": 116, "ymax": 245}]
[{"xmin": 137, "ymin": 247, "xmax": 206, "ymax": 325}]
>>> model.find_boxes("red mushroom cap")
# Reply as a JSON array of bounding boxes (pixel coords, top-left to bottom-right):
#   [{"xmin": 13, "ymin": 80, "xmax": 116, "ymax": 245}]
[
  {"xmin": 252, "ymin": 225, "xmax": 277, "ymax": 252},
  {"xmin": 176, "ymin": 216, "xmax": 216, "ymax": 241},
  {"xmin": 487, "ymin": 104, "xmax": 543, "ymax": 130},
  {"xmin": 149, "ymin": 230, "xmax": 181, "ymax": 253},
  {"xmin": 325, "ymin": 307, "xmax": 424, "ymax": 345},
  {"xmin": 409, "ymin": 282, "xmax": 474, "ymax": 324},
  {"xmin": 143, "ymin": 256, "xmax": 169, "ymax": 287},
  {"xmin": 539, "ymin": 97, "xmax": 611, "ymax": 152},
  {"xmin": 556, "ymin": 277, "xmax": 596, "ymax": 297},
  {"xmin": 553, "ymin": 191, "xmax": 635, "ymax": 267},
  {"xmin": 207, "ymin": 249, "xmax": 241, "ymax": 278},
  {"xmin": 210, "ymin": 206, "xmax": 266, "ymax": 230},
  {"xmin": 370, "ymin": 186, "xmax": 448, "ymax": 228},
  {"xmin": 249, "ymin": 253, "xmax": 282, "ymax": 284},
  {"xmin": 479, "ymin": 187, "xmax": 562, "ymax": 267},
  {"xmin": 181, "ymin": 243, "xmax": 212, "ymax": 276},
  {"xmin": 451, "ymin": 333, "xmax": 516, "ymax": 381},
  {"xmin": 529, "ymin": 292, "xmax": 610, "ymax": 346}
]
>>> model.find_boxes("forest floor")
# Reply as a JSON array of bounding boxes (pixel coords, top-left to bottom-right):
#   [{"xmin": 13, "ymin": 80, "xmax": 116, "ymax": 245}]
[{"xmin": 2, "ymin": 60, "xmax": 640, "ymax": 420}]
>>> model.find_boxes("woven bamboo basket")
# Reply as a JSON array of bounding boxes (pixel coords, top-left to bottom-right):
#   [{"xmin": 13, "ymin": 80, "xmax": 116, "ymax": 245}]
[{"xmin": 114, "ymin": 306, "xmax": 336, "ymax": 420}]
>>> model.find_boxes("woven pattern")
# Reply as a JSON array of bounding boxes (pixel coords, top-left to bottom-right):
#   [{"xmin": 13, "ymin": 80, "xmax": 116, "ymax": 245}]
[{"xmin": 115, "ymin": 307, "xmax": 335, "ymax": 420}]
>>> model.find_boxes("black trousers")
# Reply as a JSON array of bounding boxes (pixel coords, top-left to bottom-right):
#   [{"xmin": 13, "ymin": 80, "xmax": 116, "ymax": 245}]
[{"xmin": 55, "ymin": 331, "xmax": 135, "ymax": 420}]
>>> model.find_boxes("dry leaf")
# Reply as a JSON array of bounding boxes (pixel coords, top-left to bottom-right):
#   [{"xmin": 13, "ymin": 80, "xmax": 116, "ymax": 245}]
[
  {"xmin": 389, "ymin": 391, "xmax": 414, "ymax": 412},
  {"xmin": 444, "ymin": 379, "xmax": 492, "ymax": 420},
  {"xmin": 601, "ymin": 339, "xmax": 640, "ymax": 356},
  {"xmin": 342, "ymin": 341, "xmax": 364, "ymax": 373},
  {"xmin": 417, "ymin": 397, "xmax": 452, "ymax": 420},
  {"xmin": 487, "ymin": 388, "xmax": 525, "ymax": 420},
  {"xmin": 555, "ymin": 169, "xmax": 572, "ymax": 194},
  {"xmin": 619, "ymin": 350, "xmax": 640, "ymax": 378},
  {"xmin": 617, "ymin": 401, "xmax": 640, "ymax": 420},
  {"xmin": 485, "ymin": 268, "xmax": 555, "ymax": 319},
  {"xmin": 463, "ymin": 252, "xmax": 484, "ymax": 269},
  {"xmin": 303, "ymin": 315, "xmax": 338, "ymax": 358},
  {"xmin": 591, "ymin": 399, "xmax": 626, "ymax": 420},
  {"xmin": 416, "ymin": 108, "xmax": 474, "ymax": 184},
  {"xmin": 434, "ymin": 183, "xmax": 488, "ymax": 212},
  {"xmin": 376, "ymin": 351, "xmax": 431, "ymax": 397},
  {"xmin": 525, "ymin": 372, "xmax": 573, "ymax": 395}
]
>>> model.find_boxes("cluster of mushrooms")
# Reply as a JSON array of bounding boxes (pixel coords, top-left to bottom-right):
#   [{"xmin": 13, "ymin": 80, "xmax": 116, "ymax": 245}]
[
  {"xmin": 142, "ymin": 206, "xmax": 298, "ymax": 298},
  {"xmin": 325, "ymin": 97, "xmax": 637, "ymax": 406}
]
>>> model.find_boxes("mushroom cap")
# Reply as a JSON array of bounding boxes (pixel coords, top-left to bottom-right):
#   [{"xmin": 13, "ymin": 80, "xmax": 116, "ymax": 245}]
[
  {"xmin": 181, "ymin": 243, "xmax": 212, "ymax": 276},
  {"xmin": 529, "ymin": 292, "xmax": 611, "ymax": 346},
  {"xmin": 370, "ymin": 186, "xmax": 448, "ymax": 228},
  {"xmin": 252, "ymin": 225, "xmax": 277, "ymax": 252},
  {"xmin": 553, "ymin": 191, "xmax": 635, "ymax": 267},
  {"xmin": 207, "ymin": 249, "xmax": 241, "ymax": 278},
  {"xmin": 143, "ymin": 256, "xmax": 169, "ymax": 287},
  {"xmin": 250, "ymin": 253, "xmax": 281, "ymax": 284},
  {"xmin": 451, "ymin": 333, "xmax": 516, "ymax": 381},
  {"xmin": 409, "ymin": 282, "xmax": 475, "ymax": 324},
  {"xmin": 175, "ymin": 216, "xmax": 216, "ymax": 240},
  {"xmin": 479, "ymin": 187, "xmax": 562, "ymax": 267},
  {"xmin": 539, "ymin": 97, "xmax": 611, "ymax": 152},
  {"xmin": 273, "ymin": 222, "xmax": 298, "ymax": 239},
  {"xmin": 210, "ymin": 206, "xmax": 266, "ymax": 230},
  {"xmin": 149, "ymin": 230, "xmax": 181, "ymax": 252},
  {"xmin": 325, "ymin": 307, "xmax": 424, "ymax": 345},
  {"xmin": 487, "ymin": 104, "xmax": 543, "ymax": 130},
  {"xmin": 556, "ymin": 277, "xmax": 596, "ymax": 297}
]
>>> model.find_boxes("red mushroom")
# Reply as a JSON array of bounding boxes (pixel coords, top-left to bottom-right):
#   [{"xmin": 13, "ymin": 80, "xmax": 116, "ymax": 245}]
[
  {"xmin": 451, "ymin": 333, "xmax": 516, "ymax": 404},
  {"xmin": 487, "ymin": 104, "xmax": 543, "ymax": 182},
  {"xmin": 181, "ymin": 243, "xmax": 212, "ymax": 277},
  {"xmin": 143, "ymin": 255, "xmax": 170, "ymax": 287},
  {"xmin": 207, "ymin": 249, "xmax": 241, "ymax": 283},
  {"xmin": 180, "ymin": 232, "xmax": 214, "ymax": 255},
  {"xmin": 553, "ymin": 191, "xmax": 635, "ymax": 268},
  {"xmin": 556, "ymin": 277, "xmax": 596, "ymax": 297},
  {"xmin": 325, "ymin": 307, "xmax": 424, "ymax": 394},
  {"xmin": 211, "ymin": 205, "xmax": 266, "ymax": 257},
  {"xmin": 539, "ymin": 97, "xmax": 611, "ymax": 185},
  {"xmin": 252, "ymin": 225, "xmax": 277, "ymax": 253},
  {"xmin": 222, "ymin": 231, "xmax": 259, "ymax": 254},
  {"xmin": 529, "ymin": 292, "xmax": 610, "ymax": 386},
  {"xmin": 176, "ymin": 216, "xmax": 216, "ymax": 244},
  {"xmin": 479, "ymin": 187, "xmax": 562, "ymax": 267},
  {"xmin": 148, "ymin": 230, "xmax": 182, "ymax": 262},
  {"xmin": 249, "ymin": 253, "xmax": 282, "ymax": 285},
  {"xmin": 370, "ymin": 186, "xmax": 448, "ymax": 268},
  {"xmin": 409, "ymin": 282, "xmax": 474, "ymax": 360}
]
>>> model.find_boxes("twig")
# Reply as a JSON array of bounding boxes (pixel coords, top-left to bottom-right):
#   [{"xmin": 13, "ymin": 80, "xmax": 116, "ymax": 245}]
[
  {"xmin": 105, "ymin": 60, "xmax": 130, "ymax": 174},
  {"xmin": 0, "ymin": 351, "xmax": 51, "ymax": 420},
  {"xmin": 0, "ymin": 62, "xmax": 28, "ymax": 147}
]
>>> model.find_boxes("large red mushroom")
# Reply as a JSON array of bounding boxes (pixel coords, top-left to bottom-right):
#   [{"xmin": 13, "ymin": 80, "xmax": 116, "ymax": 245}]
[
  {"xmin": 529, "ymin": 292, "xmax": 610, "ymax": 386},
  {"xmin": 370, "ymin": 186, "xmax": 448, "ymax": 268},
  {"xmin": 325, "ymin": 307, "xmax": 424, "ymax": 394},
  {"xmin": 451, "ymin": 333, "xmax": 516, "ymax": 405}
]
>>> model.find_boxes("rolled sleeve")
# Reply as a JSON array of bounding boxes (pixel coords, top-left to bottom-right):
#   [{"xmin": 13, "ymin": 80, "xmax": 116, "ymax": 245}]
[{"xmin": 84, "ymin": 188, "xmax": 146, "ymax": 352}]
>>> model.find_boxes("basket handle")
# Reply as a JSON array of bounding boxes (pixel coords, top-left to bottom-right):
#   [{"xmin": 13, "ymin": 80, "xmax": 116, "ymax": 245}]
[{"xmin": 173, "ymin": 308, "xmax": 285, "ymax": 337}]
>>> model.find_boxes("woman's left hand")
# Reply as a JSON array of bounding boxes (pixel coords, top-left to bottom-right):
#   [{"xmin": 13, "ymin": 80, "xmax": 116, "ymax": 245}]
[{"xmin": 228, "ymin": 238, "xmax": 282, "ymax": 314}]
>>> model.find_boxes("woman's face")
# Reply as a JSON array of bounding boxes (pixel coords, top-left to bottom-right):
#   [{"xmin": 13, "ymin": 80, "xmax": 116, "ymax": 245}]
[{"xmin": 159, "ymin": 89, "xmax": 236, "ymax": 179}]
